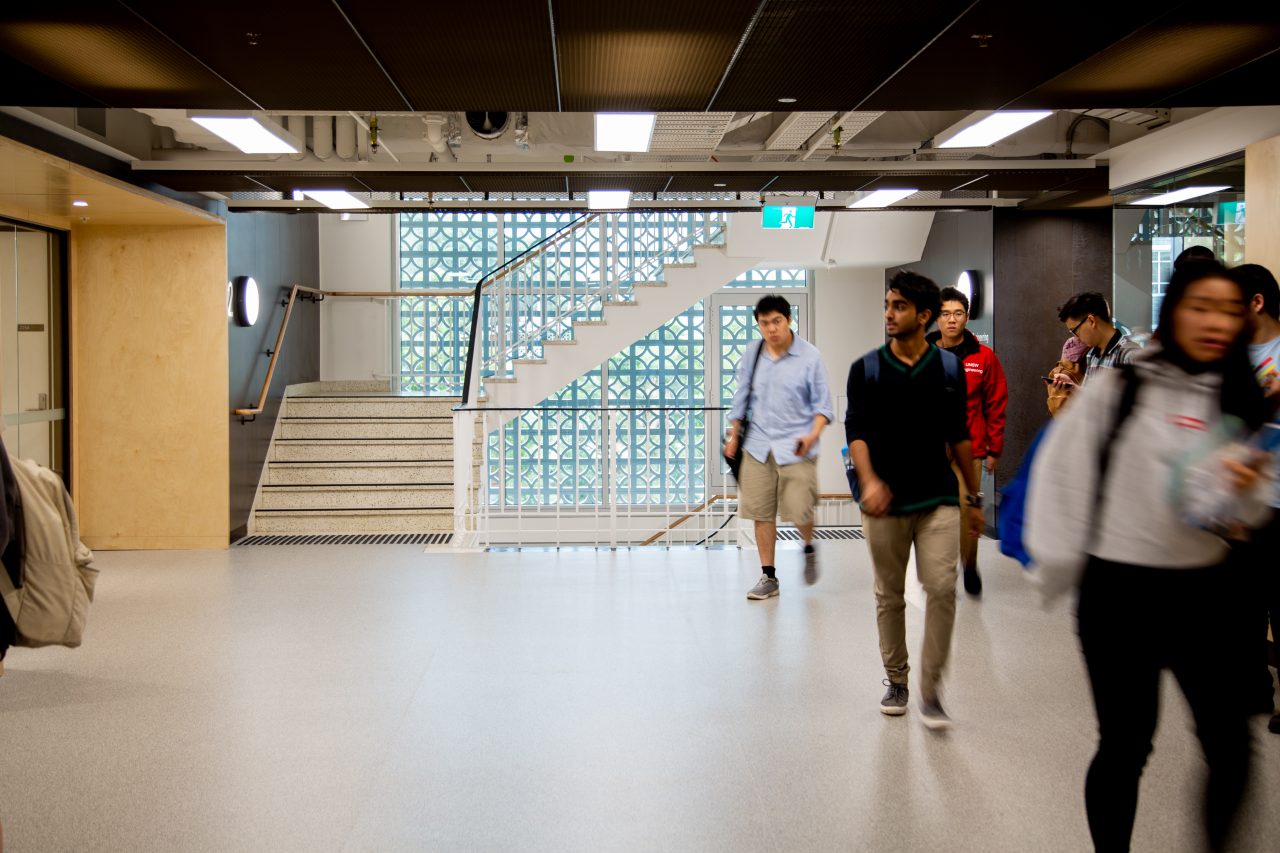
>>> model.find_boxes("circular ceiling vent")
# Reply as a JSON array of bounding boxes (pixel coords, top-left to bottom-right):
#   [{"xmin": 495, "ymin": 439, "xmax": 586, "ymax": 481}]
[{"xmin": 465, "ymin": 112, "xmax": 510, "ymax": 139}]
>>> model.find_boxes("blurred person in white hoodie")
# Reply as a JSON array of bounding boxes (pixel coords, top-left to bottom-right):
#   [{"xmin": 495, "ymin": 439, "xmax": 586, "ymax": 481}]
[{"xmin": 1027, "ymin": 260, "xmax": 1271, "ymax": 853}]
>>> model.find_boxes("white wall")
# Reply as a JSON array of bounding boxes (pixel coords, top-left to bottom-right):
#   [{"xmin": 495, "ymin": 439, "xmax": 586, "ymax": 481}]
[
  {"xmin": 810, "ymin": 266, "xmax": 886, "ymax": 500},
  {"xmin": 319, "ymin": 214, "xmax": 395, "ymax": 381}
]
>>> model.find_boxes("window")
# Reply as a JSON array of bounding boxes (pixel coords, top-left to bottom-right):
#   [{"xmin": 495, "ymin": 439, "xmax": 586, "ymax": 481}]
[{"xmin": 397, "ymin": 212, "xmax": 809, "ymax": 506}]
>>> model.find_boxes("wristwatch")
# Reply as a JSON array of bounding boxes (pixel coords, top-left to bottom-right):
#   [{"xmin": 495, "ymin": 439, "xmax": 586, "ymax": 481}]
[{"xmin": 965, "ymin": 492, "xmax": 985, "ymax": 509}]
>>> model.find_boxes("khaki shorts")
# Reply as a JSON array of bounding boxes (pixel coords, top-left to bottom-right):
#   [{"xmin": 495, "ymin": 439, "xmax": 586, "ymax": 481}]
[{"xmin": 739, "ymin": 452, "xmax": 819, "ymax": 524}]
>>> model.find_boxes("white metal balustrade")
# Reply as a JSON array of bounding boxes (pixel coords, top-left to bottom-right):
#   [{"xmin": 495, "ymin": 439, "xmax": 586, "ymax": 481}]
[
  {"xmin": 451, "ymin": 406, "xmax": 740, "ymax": 548},
  {"xmin": 462, "ymin": 212, "xmax": 727, "ymax": 404}
]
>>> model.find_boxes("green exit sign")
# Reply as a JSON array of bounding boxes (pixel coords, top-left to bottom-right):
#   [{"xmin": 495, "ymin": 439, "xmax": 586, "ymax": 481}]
[{"xmin": 761, "ymin": 204, "xmax": 815, "ymax": 230}]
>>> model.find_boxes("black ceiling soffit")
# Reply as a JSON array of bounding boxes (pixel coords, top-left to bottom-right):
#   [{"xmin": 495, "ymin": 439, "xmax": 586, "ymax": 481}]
[{"xmin": 1, "ymin": 2, "xmax": 1278, "ymax": 110}]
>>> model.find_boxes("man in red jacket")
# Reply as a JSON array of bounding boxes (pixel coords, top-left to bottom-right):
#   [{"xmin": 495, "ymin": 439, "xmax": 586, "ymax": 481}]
[{"xmin": 927, "ymin": 286, "xmax": 1008, "ymax": 596}]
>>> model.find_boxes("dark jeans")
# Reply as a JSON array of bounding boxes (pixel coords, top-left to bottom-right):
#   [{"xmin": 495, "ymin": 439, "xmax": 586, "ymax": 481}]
[
  {"xmin": 1077, "ymin": 557, "xmax": 1252, "ymax": 853},
  {"xmin": 1234, "ymin": 512, "xmax": 1280, "ymax": 701}
]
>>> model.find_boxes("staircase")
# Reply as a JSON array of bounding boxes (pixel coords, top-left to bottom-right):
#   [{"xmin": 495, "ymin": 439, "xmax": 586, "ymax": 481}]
[
  {"xmin": 251, "ymin": 383, "xmax": 476, "ymax": 535},
  {"xmin": 249, "ymin": 213, "xmax": 766, "ymax": 536}
]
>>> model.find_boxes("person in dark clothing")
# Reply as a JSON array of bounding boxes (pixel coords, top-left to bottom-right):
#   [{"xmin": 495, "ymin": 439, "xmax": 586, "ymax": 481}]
[
  {"xmin": 846, "ymin": 270, "xmax": 983, "ymax": 730},
  {"xmin": 1028, "ymin": 260, "xmax": 1270, "ymax": 852}
]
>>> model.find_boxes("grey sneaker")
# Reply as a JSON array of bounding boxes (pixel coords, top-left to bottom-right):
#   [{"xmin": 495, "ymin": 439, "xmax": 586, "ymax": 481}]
[
  {"xmin": 920, "ymin": 696, "xmax": 953, "ymax": 731},
  {"xmin": 880, "ymin": 679, "xmax": 908, "ymax": 716},
  {"xmin": 803, "ymin": 545, "xmax": 818, "ymax": 585},
  {"xmin": 746, "ymin": 575, "xmax": 779, "ymax": 600}
]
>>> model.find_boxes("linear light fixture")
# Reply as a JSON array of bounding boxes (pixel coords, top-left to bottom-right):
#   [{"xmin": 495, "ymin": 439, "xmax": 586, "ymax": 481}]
[
  {"xmin": 587, "ymin": 190, "xmax": 632, "ymax": 210},
  {"xmin": 190, "ymin": 113, "xmax": 299, "ymax": 154},
  {"xmin": 847, "ymin": 188, "xmax": 918, "ymax": 209},
  {"xmin": 594, "ymin": 113, "xmax": 656, "ymax": 152},
  {"xmin": 1132, "ymin": 185, "xmax": 1230, "ymax": 206},
  {"xmin": 303, "ymin": 190, "xmax": 370, "ymax": 210},
  {"xmin": 937, "ymin": 110, "xmax": 1053, "ymax": 148}
]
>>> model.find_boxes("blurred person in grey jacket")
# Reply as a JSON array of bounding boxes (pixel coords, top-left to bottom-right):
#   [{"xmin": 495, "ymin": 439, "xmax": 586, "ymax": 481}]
[{"xmin": 1026, "ymin": 260, "xmax": 1271, "ymax": 852}]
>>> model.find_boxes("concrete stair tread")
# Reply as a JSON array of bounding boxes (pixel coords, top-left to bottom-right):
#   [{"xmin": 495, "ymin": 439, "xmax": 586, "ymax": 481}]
[
  {"xmin": 288, "ymin": 394, "xmax": 463, "ymax": 401},
  {"xmin": 274, "ymin": 437, "xmax": 454, "ymax": 443},
  {"xmin": 281, "ymin": 416, "xmax": 452, "ymax": 422},
  {"xmin": 255, "ymin": 508, "xmax": 452, "ymax": 515},
  {"xmin": 263, "ymin": 483, "xmax": 452, "ymax": 490}
]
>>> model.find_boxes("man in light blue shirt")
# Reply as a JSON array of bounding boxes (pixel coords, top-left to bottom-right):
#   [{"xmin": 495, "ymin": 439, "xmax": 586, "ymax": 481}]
[{"xmin": 724, "ymin": 295, "xmax": 834, "ymax": 600}]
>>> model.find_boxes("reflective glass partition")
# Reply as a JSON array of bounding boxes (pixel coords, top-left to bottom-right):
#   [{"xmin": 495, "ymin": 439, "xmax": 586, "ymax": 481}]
[
  {"xmin": 1112, "ymin": 159, "xmax": 1245, "ymax": 337},
  {"xmin": 0, "ymin": 219, "xmax": 67, "ymax": 477}
]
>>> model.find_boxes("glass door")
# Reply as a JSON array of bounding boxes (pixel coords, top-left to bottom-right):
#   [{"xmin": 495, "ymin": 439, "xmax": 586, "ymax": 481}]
[{"xmin": 1, "ymin": 219, "xmax": 66, "ymax": 477}]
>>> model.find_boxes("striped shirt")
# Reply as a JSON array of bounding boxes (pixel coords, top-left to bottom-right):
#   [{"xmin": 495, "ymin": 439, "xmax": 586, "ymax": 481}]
[{"xmin": 1083, "ymin": 329, "xmax": 1137, "ymax": 384}]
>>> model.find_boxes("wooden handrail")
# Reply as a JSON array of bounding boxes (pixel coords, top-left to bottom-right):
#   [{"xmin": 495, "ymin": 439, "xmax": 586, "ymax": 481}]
[
  {"xmin": 639, "ymin": 492, "xmax": 853, "ymax": 545},
  {"xmin": 232, "ymin": 284, "xmax": 473, "ymax": 420}
]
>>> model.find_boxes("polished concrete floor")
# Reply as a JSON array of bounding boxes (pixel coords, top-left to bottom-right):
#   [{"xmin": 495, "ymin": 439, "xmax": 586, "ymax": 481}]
[{"xmin": 0, "ymin": 540, "xmax": 1276, "ymax": 852}]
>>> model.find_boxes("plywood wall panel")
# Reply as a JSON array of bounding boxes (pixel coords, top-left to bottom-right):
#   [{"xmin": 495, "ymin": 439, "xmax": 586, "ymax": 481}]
[
  {"xmin": 1246, "ymin": 135, "xmax": 1280, "ymax": 276},
  {"xmin": 71, "ymin": 223, "xmax": 228, "ymax": 549}
]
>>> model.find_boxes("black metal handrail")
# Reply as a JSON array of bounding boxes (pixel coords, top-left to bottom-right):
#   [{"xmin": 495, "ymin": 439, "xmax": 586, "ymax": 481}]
[{"xmin": 459, "ymin": 213, "xmax": 595, "ymax": 405}]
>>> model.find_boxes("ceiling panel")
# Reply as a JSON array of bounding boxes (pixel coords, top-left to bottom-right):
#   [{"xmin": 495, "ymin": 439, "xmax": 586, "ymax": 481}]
[
  {"xmin": 1157, "ymin": 48, "xmax": 1280, "ymax": 107},
  {"xmin": 122, "ymin": 1, "xmax": 409, "ymax": 111},
  {"xmin": 339, "ymin": 2, "xmax": 559, "ymax": 111},
  {"xmin": 555, "ymin": 1, "xmax": 760, "ymax": 111},
  {"xmin": 566, "ymin": 174, "xmax": 670, "ymax": 194},
  {"xmin": 861, "ymin": 2, "xmax": 1165, "ymax": 110},
  {"xmin": 1010, "ymin": 11, "xmax": 1280, "ymax": 108},
  {"xmin": 251, "ymin": 173, "xmax": 372, "ymax": 193},
  {"xmin": 131, "ymin": 172, "xmax": 270, "ymax": 193},
  {"xmin": 0, "ymin": 3, "xmax": 254, "ymax": 108},
  {"xmin": 354, "ymin": 174, "xmax": 471, "ymax": 194},
  {"xmin": 710, "ymin": 1, "xmax": 973, "ymax": 111},
  {"xmin": 665, "ymin": 174, "xmax": 775, "ymax": 193},
  {"xmin": 462, "ymin": 175, "xmax": 569, "ymax": 194}
]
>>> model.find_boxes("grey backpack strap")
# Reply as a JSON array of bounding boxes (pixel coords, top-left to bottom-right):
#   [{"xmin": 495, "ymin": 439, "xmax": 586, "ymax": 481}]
[{"xmin": 864, "ymin": 348, "xmax": 880, "ymax": 384}]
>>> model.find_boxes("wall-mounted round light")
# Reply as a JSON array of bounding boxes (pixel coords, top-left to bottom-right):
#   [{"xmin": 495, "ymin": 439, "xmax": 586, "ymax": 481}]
[
  {"xmin": 956, "ymin": 269, "xmax": 984, "ymax": 319},
  {"xmin": 231, "ymin": 275, "xmax": 260, "ymax": 327}
]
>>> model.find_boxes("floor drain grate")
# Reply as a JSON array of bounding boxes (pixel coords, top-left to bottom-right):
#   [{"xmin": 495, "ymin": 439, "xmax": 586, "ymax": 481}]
[
  {"xmin": 236, "ymin": 533, "xmax": 452, "ymax": 546},
  {"xmin": 777, "ymin": 527, "xmax": 864, "ymax": 541}
]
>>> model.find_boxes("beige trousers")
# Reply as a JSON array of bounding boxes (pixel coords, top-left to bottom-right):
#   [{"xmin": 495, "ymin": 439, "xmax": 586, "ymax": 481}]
[
  {"xmin": 953, "ymin": 459, "xmax": 983, "ymax": 570},
  {"xmin": 863, "ymin": 505, "xmax": 960, "ymax": 698}
]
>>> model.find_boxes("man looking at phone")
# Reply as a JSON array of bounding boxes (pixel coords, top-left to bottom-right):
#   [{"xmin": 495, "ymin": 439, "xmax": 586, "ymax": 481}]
[
  {"xmin": 725, "ymin": 294, "xmax": 834, "ymax": 601},
  {"xmin": 926, "ymin": 286, "xmax": 1008, "ymax": 596}
]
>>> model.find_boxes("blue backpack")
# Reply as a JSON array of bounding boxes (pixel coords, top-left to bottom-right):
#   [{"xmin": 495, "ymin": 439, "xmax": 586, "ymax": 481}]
[
  {"xmin": 845, "ymin": 346, "xmax": 964, "ymax": 501},
  {"xmin": 998, "ymin": 364, "xmax": 1140, "ymax": 567}
]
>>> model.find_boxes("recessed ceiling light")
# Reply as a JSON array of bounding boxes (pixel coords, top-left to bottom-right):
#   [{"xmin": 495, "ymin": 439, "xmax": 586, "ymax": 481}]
[
  {"xmin": 937, "ymin": 110, "xmax": 1053, "ymax": 148},
  {"xmin": 594, "ymin": 114, "xmax": 656, "ymax": 152},
  {"xmin": 847, "ymin": 188, "xmax": 918, "ymax": 209},
  {"xmin": 190, "ymin": 114, "xmax": 299, "ymax": 154},
  {"xmin": 1132, "ymin": 185, "xmax": 1231, "ymax": 206},
  {"xmin": 714, "ymin": 183, "xmax": 727, "ymax": 187},
  {"xmin": 72, "ymin": 200, "xmax": 88, "ymax": 207},
  {"xmin": 588, "ymin": 190, "xmax": 632, "ymax": 210},
  {"xmin": 778, "ymin": 97, "xmax": 797, "ymax": 104},
  {"xmin": 302, "ymin": 190, "xmax": 370, "ymax": 210}
]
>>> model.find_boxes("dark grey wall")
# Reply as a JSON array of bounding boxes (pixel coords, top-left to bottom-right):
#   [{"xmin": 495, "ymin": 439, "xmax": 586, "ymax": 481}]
[
  {"xmin": 228, "ymin": 212, "xmax": 320, "ymax": 539},
  {"xmin": 992, "ymin": 208, "xmax": 1112, "ymax": 492},
  {"xmin": 888, "ymin": 211, "xmax": 995, "ymax": 344}
]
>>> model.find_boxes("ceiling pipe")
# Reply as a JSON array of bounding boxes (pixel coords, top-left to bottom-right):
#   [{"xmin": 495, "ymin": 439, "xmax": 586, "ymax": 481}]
[
  {"xmin": 286, "ymin": 115, "xmax": 307, "ymax": 161},
  {"xmin": 335, "ymin": 115, "xmax": 358, "ymax": 161},
  {"xmin": 313, "ymin": 116, "xmax": 333, "ymax": 160}
]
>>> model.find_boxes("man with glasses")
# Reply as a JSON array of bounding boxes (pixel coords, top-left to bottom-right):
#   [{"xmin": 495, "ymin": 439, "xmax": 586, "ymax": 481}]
[
  {"xmin": 927, "ymin": 286, "xmax": 1008, "ymax": 596},
  {"xmin": 1055, "ymin": 292, "xmax": 1136, "ymax": 387}
]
